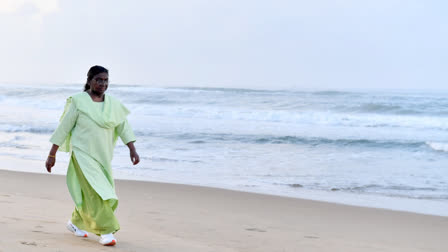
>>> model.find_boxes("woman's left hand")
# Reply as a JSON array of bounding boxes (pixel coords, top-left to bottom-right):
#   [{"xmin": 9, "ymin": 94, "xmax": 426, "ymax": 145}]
[{"xmin": 130, "ymin": 150, "xmax": 140, "ymax": 165}]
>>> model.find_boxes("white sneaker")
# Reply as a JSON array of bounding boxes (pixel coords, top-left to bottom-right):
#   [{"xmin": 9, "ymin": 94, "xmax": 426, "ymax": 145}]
[
  {"xmin": 99, "ymin": 233, "xmax": 117, "ymax": 246},
  {"xmin": 66, "ymin": 220, "xmax": 88, "ymax": 237}
]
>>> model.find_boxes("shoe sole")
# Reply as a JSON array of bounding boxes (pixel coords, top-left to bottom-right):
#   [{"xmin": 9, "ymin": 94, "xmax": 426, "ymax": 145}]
[{"xmin": 103, "ymin": 240, "xmax": 116, "ymax": 246}]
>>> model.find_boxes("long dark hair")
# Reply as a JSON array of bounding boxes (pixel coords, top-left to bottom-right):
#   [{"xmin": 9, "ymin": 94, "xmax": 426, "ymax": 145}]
[{"xmin": 84, "ymin": 65, "xmax": 109, "ymax": 91}]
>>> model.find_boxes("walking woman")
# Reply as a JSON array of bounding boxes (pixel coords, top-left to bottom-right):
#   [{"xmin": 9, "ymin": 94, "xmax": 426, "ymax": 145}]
[{"xmin": 45, "ymin": 65, "xmax": 140, "ymax": 246}]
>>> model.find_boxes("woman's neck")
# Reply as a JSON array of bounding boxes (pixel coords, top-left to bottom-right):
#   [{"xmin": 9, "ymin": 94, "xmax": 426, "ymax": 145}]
[{"xmin": 87, "ymin": 90, "xmax": 105, "ymax": 102}]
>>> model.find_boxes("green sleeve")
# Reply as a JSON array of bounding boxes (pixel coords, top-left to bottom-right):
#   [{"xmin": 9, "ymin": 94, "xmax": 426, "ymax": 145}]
[
  {"xmin": 115, "ymin": 119, "xmax": 136, "ymax": 145},
  {"xmin": 50, "ymin": 101, "xmax": 79, "ymax": 148}
]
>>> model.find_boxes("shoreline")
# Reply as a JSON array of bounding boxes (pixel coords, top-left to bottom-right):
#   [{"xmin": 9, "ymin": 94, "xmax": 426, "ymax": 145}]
[
  {"xmin": 1, "ymin": 169, "xmax": 447, "ymax": 251},
  {"xmin": 1, "ymin": 156, "xmax": 447, "ymax": 217}
]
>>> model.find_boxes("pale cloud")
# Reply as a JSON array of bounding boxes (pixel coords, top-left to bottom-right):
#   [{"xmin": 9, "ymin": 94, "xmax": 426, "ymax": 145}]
[
  {"xmin": 0, "ymin": 0, "xmax": 60, "ymax": 35},
  {"xmin": 0, "ymin": 0, "xmax": 59, "ymax": 14},
  {"xmin": 34, "ymin": 0, "xmax": 59, "ymax": 14},
  {"xmin": 0, "ymin": 0, "xmax": 27, "ymax": 13}
]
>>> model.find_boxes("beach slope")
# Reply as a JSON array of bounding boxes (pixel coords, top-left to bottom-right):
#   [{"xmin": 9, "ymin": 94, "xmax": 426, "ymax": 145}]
[{"xmin": 0, "ymin": 170, "xmax": 446, "ymax": 252}]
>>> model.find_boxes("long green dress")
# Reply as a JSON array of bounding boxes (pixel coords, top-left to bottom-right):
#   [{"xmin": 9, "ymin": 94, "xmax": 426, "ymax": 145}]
[{"xmin": 50, "ymin": 92, "xmax": 136, "ymax": 235}]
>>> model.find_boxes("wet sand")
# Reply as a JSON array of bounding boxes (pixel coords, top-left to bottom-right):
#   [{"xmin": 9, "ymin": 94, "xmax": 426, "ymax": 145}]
[{"xmin": 0, "ymin": 169, "xmax": 446, "ymax": 252}]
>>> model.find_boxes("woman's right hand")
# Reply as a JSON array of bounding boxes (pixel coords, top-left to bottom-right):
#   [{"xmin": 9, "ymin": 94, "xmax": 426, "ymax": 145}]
[
  {"xmin": 46, "ymin": 156, "xmax": 56, "ymax": 173},
  {"xmin": 46, "ymin": 144, "xmax": 60, "ymax": 173}
]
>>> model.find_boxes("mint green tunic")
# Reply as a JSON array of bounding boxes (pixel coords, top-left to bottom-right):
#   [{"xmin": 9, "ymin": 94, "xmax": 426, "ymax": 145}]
[{"xmin": 50, "ymin": 92, "xmax": 136, "ymax": 234}]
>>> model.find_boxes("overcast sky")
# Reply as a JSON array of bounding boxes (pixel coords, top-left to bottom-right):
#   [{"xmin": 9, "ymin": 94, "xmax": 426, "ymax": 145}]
[{"xmin": 0, "ymin": 0, "xmax": 446, "ymax": 90}]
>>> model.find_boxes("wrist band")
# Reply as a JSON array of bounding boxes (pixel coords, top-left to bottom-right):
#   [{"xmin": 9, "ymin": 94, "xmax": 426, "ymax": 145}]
[{"xmin": 48, "ymin": 155, "xmax": 55, "ymax": 158}]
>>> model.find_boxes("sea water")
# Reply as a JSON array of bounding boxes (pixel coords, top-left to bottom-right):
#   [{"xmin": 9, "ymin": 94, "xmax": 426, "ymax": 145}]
[{"xmin": 0, "ymin": 84, "xmax": 447, "ymax": 216}]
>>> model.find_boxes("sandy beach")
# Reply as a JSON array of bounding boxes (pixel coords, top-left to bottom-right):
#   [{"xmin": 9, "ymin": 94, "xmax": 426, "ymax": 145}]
[{"xmin": 0, "ymin": 169, "xmax": 446, "ymax": 252}]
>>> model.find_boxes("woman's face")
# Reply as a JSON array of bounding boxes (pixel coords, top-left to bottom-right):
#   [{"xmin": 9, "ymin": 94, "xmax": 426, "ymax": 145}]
[{"xmin": 89, "ymin": 72, "xmax": 109, "ymax": 95}]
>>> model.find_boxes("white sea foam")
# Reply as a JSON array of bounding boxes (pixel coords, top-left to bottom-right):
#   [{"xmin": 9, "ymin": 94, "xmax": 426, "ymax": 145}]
[{"xmin": 426, "ymin": 142, "xmax": 448, "ymax": 153}]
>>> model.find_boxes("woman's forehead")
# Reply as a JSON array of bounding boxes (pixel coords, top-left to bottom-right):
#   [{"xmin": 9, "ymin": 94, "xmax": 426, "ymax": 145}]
[{"xmin": 95, "ymin": 72, "xmax": 109, "ymax": 78}]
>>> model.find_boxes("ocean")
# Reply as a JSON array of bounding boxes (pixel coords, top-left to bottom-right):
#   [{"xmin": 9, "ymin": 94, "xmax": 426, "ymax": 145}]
[{"xmin": 1, "ymin": 84, "xmax": 447, "ymax": 216}]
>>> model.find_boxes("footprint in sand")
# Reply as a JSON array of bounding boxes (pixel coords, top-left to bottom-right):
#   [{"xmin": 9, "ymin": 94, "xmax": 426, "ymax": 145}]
[
  {"xmin": 20, "ymin": 241, "xmax": 37, "ymax": 246},
  {"xmin": 32, "ymin": 226, "xmax": 51, "ymax": 234},
  {"xmin": 32, "ymin": 230, "xmax": 51, "ymax": 234},
  {"xmin": 245, "ymin": 228, "xmax": 267, "ymax": 232}
]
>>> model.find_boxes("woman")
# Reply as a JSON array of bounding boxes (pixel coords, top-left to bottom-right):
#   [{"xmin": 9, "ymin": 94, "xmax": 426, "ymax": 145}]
[{"xmin": 45, "ymin": 65, "xmax": 140, "ymax": 246}]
